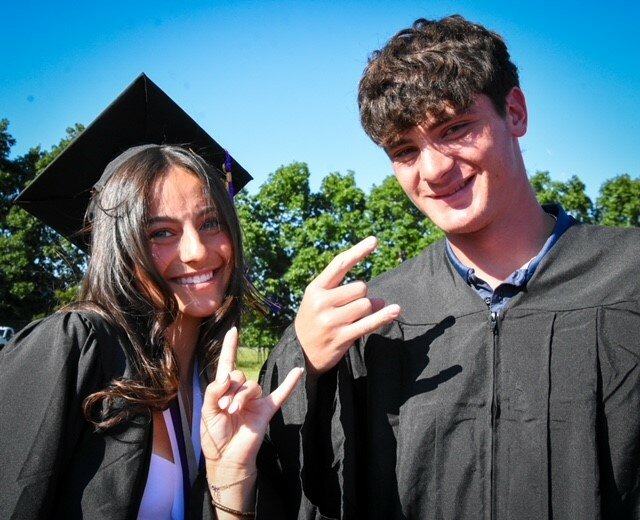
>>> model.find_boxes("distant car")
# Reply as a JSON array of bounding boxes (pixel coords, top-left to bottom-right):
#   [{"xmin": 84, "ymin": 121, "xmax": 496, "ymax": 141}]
[{"xmin": 0, "ymin": 326, "xmax": 15, "ymax": 348}]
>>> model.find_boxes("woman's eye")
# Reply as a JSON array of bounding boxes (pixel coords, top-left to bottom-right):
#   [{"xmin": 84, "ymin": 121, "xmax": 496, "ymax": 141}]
[
  {"xmin": 148, "ymin": 228, "xmax": 173, "ymax": 240},
  {"xmin": 202, "ymin": 218, "xmax": 220, "ymax": 232}
]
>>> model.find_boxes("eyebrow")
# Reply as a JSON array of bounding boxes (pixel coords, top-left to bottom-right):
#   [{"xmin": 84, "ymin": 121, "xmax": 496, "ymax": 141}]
[
  {"xmin": 146, "ymin": 206, "xmax": 218, "ymax": 226},
  {"xmin": 384, "ymin": 106, "xmax": 475, "ymax": 151},
  {"xmin": 384, "ymin": 137, "xmax": 413, "ymax": 154},
  {"xmin": 426, "ymin": 106, "xmax": 474, "ymax": 131}
]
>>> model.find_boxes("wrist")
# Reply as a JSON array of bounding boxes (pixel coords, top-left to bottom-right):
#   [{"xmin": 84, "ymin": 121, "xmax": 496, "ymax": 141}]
[
  {"xmin": 206, "ymin": 461, "xmax": 257, "ymax": 482},
  {"xmin": 207, "ymin": 470, "xmax": 256, "ymax": 500},
  {"xmin": 207, "ymin": 469, "xmax": 257, "ymax": 519}
]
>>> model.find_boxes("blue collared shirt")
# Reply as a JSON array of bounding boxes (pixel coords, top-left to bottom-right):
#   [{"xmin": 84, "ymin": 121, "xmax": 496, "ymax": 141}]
[{"xmin": 445, "ymin": 204, "xmax": 576, "ymax": 313}]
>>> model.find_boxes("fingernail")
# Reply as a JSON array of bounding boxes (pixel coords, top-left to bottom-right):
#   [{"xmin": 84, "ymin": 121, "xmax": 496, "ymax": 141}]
[
  {"xmin": 364, "ymin": 236, "xmax": 377, "ymax": 248},
  {"xmin": 227, "ymin": 401, "xmax": 238, "ymax": 414},
  {"xmin": 218, "ymin": 396, "xmax": 231, "ymax": 409}
]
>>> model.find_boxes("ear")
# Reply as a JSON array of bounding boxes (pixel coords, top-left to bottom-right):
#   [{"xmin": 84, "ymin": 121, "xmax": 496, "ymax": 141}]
[{"xmin": 505, "ymin": 87, "xmax": 528, "ymax": 138}]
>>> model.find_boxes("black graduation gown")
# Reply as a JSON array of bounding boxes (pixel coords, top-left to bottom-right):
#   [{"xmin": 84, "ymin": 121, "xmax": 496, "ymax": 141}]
[
  {"xmin": 256, "ymin": 223, "xmax": 640, "ymax": 519},
  {"xmin": 0, "ymin": 311, "xmax": 214, "ymax": 519}
]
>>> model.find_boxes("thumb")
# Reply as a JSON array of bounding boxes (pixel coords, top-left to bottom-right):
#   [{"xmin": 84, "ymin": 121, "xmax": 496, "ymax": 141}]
[{"xmin": 264, "ymin": 367, "xmax": 304, "ymax": 415}]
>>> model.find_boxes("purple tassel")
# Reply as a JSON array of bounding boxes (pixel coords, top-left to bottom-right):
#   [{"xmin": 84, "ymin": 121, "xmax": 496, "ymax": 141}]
[
  {"xmin": 223, "ymin": 150, "xmax": 235, "ymax": 198},
  {"xmin": 267, "ymin": 299, "xmax": 282, "ymax": 314}
]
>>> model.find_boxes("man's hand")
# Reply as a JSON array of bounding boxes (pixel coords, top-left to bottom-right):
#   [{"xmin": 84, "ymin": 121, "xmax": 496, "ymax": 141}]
[{"xmin": 295, "ymin": 236, "xmax": 401, "ymax": 376}]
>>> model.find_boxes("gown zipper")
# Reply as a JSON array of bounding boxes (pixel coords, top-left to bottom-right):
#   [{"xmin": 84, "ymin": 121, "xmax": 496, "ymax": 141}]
[{"xmin": 489, "ymin": 309, "xmax": 499, "ymax": 520}]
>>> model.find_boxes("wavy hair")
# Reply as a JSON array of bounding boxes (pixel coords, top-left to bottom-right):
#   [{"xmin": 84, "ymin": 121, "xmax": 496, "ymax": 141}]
[
  {"xmin": 74, "ymin": 145, "xmax": 262, "ymax": 430},
  {"xmin": 358, "ymin": 15, "xmax": 520, "ymax": 147}
]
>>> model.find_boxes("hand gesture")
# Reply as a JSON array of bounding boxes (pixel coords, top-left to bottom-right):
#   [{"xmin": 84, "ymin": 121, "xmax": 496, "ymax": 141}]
[
  {"xmin": 295, "ymin": 236, "xmax": 401, "ymax": 376},
  {"xmin": 201, "ymin": 326, "xmax": 303, "ymax": 474}
]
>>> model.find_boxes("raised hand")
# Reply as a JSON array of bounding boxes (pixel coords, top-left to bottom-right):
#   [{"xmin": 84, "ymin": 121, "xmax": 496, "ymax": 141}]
[
  {"xmin": 295, "ymin": 236, "xmax": 401, "ymax": 376},
  {"xmin": 201, "ymin": 326, "xmax": 303, "ymax": 473}
]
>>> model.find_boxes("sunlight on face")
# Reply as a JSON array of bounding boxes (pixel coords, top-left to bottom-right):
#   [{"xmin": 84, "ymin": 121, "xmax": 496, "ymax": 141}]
[{"xmin": 143, "ymin": 166, "xmax": 233, "ymax": 327}]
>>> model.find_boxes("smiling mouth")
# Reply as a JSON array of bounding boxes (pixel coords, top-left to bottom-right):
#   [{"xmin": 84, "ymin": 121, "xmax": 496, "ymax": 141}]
[
  {"xmin": 172, "ymin": 270, "xmax": 216, "ymax": 285},
  {"xmin": 431, "ymin": 176, "xmax": 473, "ymax": 199}
]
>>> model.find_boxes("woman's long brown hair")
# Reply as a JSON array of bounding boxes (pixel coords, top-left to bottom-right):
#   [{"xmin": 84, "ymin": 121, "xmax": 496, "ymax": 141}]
[{"xmin": 73, "ymin": 146, "xmax": 263, "ymax": 430}]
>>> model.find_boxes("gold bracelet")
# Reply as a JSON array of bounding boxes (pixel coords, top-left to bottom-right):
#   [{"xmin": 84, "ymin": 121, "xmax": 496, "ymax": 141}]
[
  {"xmin": 208, "ymin": 471, "xmax": 257, "ymax": 502},
  {"xmin": 211, "ymin": 497, "xmax": 255, "ymax": 517},
  {"xmin": 208, "ymin": 471, "xmax": 257, "ymax": 517}
]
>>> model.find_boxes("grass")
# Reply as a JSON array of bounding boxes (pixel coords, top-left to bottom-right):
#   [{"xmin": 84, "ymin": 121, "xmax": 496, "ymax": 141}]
[{"xmin": 237, "ymin": 347, "xmax": 269, "ymax": 382}]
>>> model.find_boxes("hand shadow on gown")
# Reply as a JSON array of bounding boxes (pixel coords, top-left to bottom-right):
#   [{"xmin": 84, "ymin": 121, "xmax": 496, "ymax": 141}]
[
  {"xmin": 363, "ymin": 315, "xmax": 461, "ymax": 519},
  {"xmin": 403, "ymin": 315, "xmax": 461, "ymax": 402},
  {"xmin": 366, "ymin": 315, "xmax": 461, "ymax": 409}
]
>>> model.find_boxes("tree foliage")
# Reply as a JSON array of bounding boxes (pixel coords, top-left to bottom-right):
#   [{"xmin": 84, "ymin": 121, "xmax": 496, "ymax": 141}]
[
  {"xmin": 366, "ymin": 176, "xmax": 443, "ymax": 276},
  {"xmin": 529, "ymin": 171, "xmax": 595, "ymax": 223},
  {"xmin": 0, "ymin": 121, "xmax": 86, "ymax": 329},
  {"xmin": 2, "ymin": 117, "xmax": 639, "ymax": 345},
  {"xmin": 237, "ymin": 166, "xmax": 442, "ymax": 348},
  {"xmin": 596, "ymin": 174, "xmax": 640, "ymax": 227},
  {"xmin": 236, "ymin": 166, "xmax": 638, "ymax": 349},
  {"xmin": 235, "ymin": 162, "xmax": 313, "ymax": 349}
]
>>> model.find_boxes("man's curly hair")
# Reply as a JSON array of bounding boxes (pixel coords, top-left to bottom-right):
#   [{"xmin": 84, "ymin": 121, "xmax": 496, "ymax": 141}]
[{"xmin": 358, "ymin": 15, "xmax": 519, "ymax": 147}]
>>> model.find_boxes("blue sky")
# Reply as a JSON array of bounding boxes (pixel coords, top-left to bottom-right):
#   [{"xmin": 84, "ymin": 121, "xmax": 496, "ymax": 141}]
[{"xmin": 3, "ymin": 0, "xmax": 639, "ymax": 202}]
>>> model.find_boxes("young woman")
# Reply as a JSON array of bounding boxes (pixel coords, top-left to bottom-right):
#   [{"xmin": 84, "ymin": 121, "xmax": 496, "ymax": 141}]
[{"xmin": 0, "ymin": 144, "xmax": 302, "ymax": 519}]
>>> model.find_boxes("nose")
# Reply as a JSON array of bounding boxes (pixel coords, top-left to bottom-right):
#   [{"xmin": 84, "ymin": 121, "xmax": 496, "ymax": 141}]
[
  {"xmin": 418, "ymin": 146, "xmax": 455, "ymax": 183},
  {"xmin": 179, "ymin": 226, "xmax": 207, "ymax": 263}
]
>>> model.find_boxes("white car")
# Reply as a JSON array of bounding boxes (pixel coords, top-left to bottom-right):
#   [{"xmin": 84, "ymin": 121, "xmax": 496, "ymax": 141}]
[{"xmin": 0, "ymin": 326, "xmax": 15, "ymax": 348}]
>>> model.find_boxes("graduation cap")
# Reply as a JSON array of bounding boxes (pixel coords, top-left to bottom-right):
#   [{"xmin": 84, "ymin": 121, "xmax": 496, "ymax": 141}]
[{"xmin": 14, "ymin": 73, "xmax": 251, "ymax": 250}]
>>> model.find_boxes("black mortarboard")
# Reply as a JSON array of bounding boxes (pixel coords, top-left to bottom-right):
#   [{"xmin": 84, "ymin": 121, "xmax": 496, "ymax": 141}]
[{"xmin": 14, "ymin": 73, "xmax": 251, "ymax": 250}]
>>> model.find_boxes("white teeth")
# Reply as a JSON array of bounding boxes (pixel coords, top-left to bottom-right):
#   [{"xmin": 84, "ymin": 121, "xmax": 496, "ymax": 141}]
[
  {"xmin": 451, "ymin": 180, "xmax": 466, "ymax": 194},
  {"xmin": 175, "ymin": 271, "xmax": 214, "ymax": 285},
  {"xmin": 442, "ymin": 178, "xmax": 468, "ymax": 196}
]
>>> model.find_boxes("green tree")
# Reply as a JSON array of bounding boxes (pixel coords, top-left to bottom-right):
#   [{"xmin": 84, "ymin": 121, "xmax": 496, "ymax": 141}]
[
  {"xmin": 0, "ymin": 121, "xmax": 86, "ymax": 329},
  {"xmin": 238, "ymin": 167, "xmax": 444, "ymax": 349},
  {"xmin": 366, "ymin": 175, "xmax": 443, "ymax": 276},
  {"xmin": 529, "ymin": 171, "xmax": 594, "ymax": 223},
  {"xmin": 238, "ymin": 165, "xmax": 375, "ymax": 348},
  {"xmin": 596, "ymin": 174, "xmax": 640, "ymax": 227},
  {"xmin": 287, "ymin": 170, "xmax": 370, "ymax": 295},
  {"xmin": 236, "ymin": 162, "xmax": 314, "ymax": 349}
]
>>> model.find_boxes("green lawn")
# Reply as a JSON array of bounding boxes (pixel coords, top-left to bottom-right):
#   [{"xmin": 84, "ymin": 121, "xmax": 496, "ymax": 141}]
[{"xmin": 237, "ymin": 347, "xmax": 269, "ymax": 382}]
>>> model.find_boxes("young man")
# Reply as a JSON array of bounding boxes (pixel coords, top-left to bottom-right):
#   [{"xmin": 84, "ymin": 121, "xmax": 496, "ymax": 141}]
[{"xmin": 257, "ymin": 16, "xmax": 640, "ymax": 519}]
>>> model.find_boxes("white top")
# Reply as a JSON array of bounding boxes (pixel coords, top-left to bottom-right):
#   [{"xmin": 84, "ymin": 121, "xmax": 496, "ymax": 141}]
[{"xmin": 138, "ymin": 368, "xmax": 203, "ymax": 520}]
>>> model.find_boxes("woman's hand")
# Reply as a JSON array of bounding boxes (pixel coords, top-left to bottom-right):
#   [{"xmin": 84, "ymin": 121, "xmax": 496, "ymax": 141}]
[{"xmin": 200, "ymin": 327, "xmax": 303, "ymax": 473}]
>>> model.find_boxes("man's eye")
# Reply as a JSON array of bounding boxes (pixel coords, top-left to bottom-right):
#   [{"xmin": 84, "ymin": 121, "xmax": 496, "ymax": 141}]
[
  {"xmin": 443, "ymin": 123, "xmax": 468, "ymax": 138},
  {"xmin": 391, "ymin": 148, "xmax": 417, "ymax": 161}
]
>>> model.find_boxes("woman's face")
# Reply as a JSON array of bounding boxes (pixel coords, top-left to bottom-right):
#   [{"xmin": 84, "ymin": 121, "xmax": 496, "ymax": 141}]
[{"xmin": 143, "ymin": 166, "xmax": 233, "ymax": 323}]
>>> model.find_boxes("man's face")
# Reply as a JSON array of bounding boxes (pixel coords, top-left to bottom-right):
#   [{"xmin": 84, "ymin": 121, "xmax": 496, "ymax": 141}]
[{"xmin": 385, "ymin": 88, "xmax": 528, "ymax": 238}]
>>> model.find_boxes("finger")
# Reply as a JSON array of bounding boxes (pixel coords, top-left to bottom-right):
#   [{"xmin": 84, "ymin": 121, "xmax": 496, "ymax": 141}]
[
  {"xmin": 339, "ymin": 304, "xmax": 401, "ymax": 345},
  {"xmin": 264, "ymin": 367, "xmax": 305, "ymax": 413},
  {"xmin": 313, "ymin": 236, "xmax": 378, "ymax": 289},
  {"xmin": 369, "ymin": 298, "xmax": 386, "ymax": 313},
  {"xmin": 203, "ymin": 375, "xmax": 231, "ymax": 413},
  {"xmin": 218, "ymin": 369, "xmax": 247, "ymax": 410},
  {"xmin": 303, "ymin": 282, "xmax": 368, "ymax": 317},
  {"xmin": 328, "ymin": 281, "xmax": 369, "ymax": 307},
  {"xmin": 215, "ymin": 327, "xmax": 238, "ymax": 381},
  {"xmin": 335, "ymin": 296, "xmax": 382, "ymax": 324},
  {"xmin": 341, "ymin": 296, "xmax": 389, "ymax": 319},
  {"xmin": 227, "ymin": 381, "xmax": 263, "ymax": 414},
  {"xmin": 315, "ymin": 295, "xmax": 387, "ymax": 332}
]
